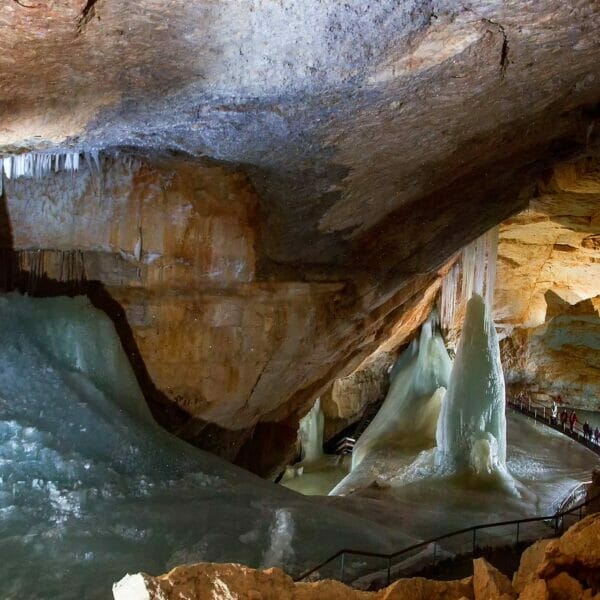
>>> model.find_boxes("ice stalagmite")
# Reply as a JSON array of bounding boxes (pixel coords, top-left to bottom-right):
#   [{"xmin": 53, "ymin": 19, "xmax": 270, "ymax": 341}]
[
  {"xmin": 298, "ymin": 397, "xmax": 325, "ymax": 465},
  {"xmin": 352, "ymin": 312, "xmax": 452, "ymax": 469},
  {"xmin": 435, "ymin": 294, "xmax": 509, "ymax": 481}
]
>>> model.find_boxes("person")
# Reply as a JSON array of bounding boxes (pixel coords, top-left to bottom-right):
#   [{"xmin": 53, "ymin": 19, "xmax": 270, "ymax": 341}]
[
  {"xmin": 583, "ymin": 422, "xmax": 590, "ymax": 442},
  {"xmin": 569, "ymin": 410, "xmax": 578, "ymax": 433},
  {"xmin": 551, "ymin": 402, "xmax": 558, "ymax": 426},
  {"xmin": 560, "ymin": 410, "xmax": 568, "ymax": 429},
  {"xmin": 595, "ymin": 427, "xmax": 600, "ymax": 445}
]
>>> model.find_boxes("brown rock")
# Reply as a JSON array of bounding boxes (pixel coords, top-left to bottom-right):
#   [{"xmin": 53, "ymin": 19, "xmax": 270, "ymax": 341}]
[
  {"xmin": 473, "ymin": 558, "xmax": 516, "ymax": 600},
  {"xmin": 495, "ymin": 160, "xmax": 600, "ymax": 411},
  {"xmin": 539, "ymin": 514, "xmax": 600, "ymax": 577},
  {"xmin": 381, "ymin": 576, "xmax": 473, "ymax": 600},
  {"xmin": 513, "ymin": 539, "xmax": 553, "ymax": 593},
  {"xmin": 546, "ymin": 572, "xmax": 584, "ymax": 600},
  {"xmin": 519, "ymin": 579, "xmax": 550, "ymax": 600},
  {"xmin": 113, "ymin": 563, "xmax": 473, "ymax": 600}
]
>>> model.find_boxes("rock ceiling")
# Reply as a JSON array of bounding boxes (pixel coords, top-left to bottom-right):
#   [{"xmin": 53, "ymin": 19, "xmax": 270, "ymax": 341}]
[{"xmin": 1, "ymin": 0, "xmax": 600, "ymax": 268}]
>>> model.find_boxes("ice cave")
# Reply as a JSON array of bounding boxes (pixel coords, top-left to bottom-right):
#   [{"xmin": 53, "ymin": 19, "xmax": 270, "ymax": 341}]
[{"xmin": 1, "ymin": 2, "xmax": 600, "ymax": 599}]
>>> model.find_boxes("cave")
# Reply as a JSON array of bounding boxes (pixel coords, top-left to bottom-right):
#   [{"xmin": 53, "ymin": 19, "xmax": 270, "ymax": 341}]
[{"xmin": 1, "ymin": 2, "xmax": 600, "ymax": 599}]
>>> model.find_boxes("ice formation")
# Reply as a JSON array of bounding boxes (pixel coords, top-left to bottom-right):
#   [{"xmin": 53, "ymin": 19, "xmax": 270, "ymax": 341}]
[
  {"xmin": 440, "ymin": 226, "xmax": 499, "ymax": 332},
  {"xmin": 435, "ymin": 294, "xmax": 510, "ymax": 483},
  {"xmin": 351, "ymin": 311, "xmax": 452, "ymax": 470},
  {"xmin": 298, "ymin": 397, "xmax": 325, "ymax": 465},
  {"xmin": 0, "ymin": 293, "xmax": 404, "ymax": 599},
  {"xmin": 0, "ymin": 150, "xmax": 101, "ymax": 196}
]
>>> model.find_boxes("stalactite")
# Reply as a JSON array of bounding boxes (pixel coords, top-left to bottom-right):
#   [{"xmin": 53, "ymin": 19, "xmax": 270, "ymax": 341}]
[
  {"xmin": 1, "ymin": 249, "xmax": 87, "ymax": 294},
  {"xmin": 0, "ymin": 150, "xmax": 104, "ymax": 195}
]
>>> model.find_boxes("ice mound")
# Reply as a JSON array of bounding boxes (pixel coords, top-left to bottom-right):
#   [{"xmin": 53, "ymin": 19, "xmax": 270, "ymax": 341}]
[
  {"xmin": 281, "ymin": 398, "xmax": 349, "ymax": 495},
  {"xmin": 351, "ymin": 311, "xmax": 452, "ymax": 469},
  {"xmin": 0, "ymin": 293, "xmax": 404, "ymax": 599}
]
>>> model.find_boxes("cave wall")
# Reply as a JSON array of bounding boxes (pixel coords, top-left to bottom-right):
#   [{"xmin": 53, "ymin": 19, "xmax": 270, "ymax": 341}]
[
  {"xmin": 319, "ymin": 158, "xmax": 600, "ymax": 435},
  {"xmin": 0, "ymin": 156, "xmax": 445, "ymax": 472},
  {"xmin": 502, "ymin": 296, "xmax": 600, "ymax": 409},
  {"xmin": 496, "ymin": 159, "xmax": 600, "ymax": 409}
]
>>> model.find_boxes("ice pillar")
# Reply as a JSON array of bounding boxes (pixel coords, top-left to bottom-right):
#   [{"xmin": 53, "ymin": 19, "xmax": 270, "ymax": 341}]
[
  {"xmin": 298, "ymin": 398, "xmax": 325, "ymax": 465},
  {"xmin": 435, "ymin": 294, "xmax": 507, "ymax": 476}
]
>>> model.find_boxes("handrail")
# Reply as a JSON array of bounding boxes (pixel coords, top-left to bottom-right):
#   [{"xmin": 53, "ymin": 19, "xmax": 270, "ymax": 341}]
[
  {"xmin": 556, "ymin": 480, "xmax": 592, "ymax": 514},
  {"xmin": 508, "ymin": 397, "xmax": 600, "ymax": 457},
  {"xmin": 295, "ymin": 486, "xmax": 599, "ymax": 584}
]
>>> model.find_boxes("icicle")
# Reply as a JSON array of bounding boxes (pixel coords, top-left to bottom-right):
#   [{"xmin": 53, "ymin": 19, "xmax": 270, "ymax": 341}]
[
  {"xmin": 3, "ymin": 156, "xmax": 12, "ymax": 179},
  {"xmin": 0, "ymin": 150, "xmax": 90, "ymax": 181},
  {"xmin": 439, "ymin": 225, "xmax": 500, "ymax": 332},
  {"xmin": 484, "ymin": 226, "xmax": 499, "ymax": 309},
  {"xmin": 440, "ymin": 262, "xmax": 460, "ymax": 331},
  {"xmin": 90, "ymin": 149, "xmax": 101, "ymax": 172}
]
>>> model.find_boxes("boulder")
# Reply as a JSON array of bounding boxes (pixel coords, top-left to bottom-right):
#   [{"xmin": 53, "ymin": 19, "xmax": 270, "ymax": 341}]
[
  {"xmin": 381, "ymin": 576, "xmax": 473, "ymax": 600},
  {"xmin": 538, "ymin": 514, "xmax": 600, "ymax": 592},
  {"xmin": 113, "ymin": 564, "xmax": 473, "ymax": 600},
  {"xmin": 513, "ymin": 539, "xmax": 553, "ymax": 593},
  {"xmin": 519, "ymin": 580, "xmax": 550, "ymax": 600},
  {"xmin": 546, "ymin": 572, "xmax": 584, "ymax": 600},
  {"xmin": 473, "ymin": 558, "xmax": 516, "ymax": 600}
]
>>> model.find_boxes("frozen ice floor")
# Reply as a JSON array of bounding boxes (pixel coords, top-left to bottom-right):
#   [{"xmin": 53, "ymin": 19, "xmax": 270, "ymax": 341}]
[
  {"xmin": 1, "ymin": 293, "xmax": 597, "ymax": 598},
  {"xmin": 0, "ymin": 294, "xmax": 412, "ymax": 600},
  {"xmin": 325, "ymin": 411, "xmax": 599, "ymax": 542}
]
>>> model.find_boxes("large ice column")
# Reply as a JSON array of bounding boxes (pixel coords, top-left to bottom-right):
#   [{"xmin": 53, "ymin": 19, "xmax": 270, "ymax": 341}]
[
  {"xmin": 352, "ymin": 312, "xmax": 452, "ymax": 469},
  {"xmin": 435, "ymin": 294, "xmax": 507, "ymax": 478},
  {"xmin": 298, "ymin": 397, "xmax": 325, "ymax": 465}
]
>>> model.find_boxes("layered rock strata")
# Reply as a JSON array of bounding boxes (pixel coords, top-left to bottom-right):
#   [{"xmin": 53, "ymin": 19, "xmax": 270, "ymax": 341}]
[
  {"xmin": 496, "ymin": 160, "xmax": 600, "ymax": 411},
  {"xmin": 0, "ymin": 156, "xmax": 443, "ymax": 473}
]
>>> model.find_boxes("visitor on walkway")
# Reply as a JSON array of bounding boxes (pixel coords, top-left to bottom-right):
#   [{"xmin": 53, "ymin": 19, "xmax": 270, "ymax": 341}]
[
  {"xmin": 551, "ymin": 402, "xmax": 558, "ymax": 425},
  {"xmin": 560, "ymin": 410, "xmax": 568, "ymax": 429},
  {"xmin": 595, "ymin": 427, "xmax": 600, "ymax": 445},
  {"xmin": 583, "ymin": 422, "xmax": 590, "ymax": 442},
  {"xmin": 569, "ymin": 411, "xmax": 578, "ymax": 433}
]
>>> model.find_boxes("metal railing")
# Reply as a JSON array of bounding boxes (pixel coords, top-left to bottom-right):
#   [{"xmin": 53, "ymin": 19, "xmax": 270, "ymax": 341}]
[
  {"xmin": 508, "ymin": 397, "xmax": 600, "ymax": 457},
  {"xmin": 295, "ymin": 488, "xmax": 599, "ymax": 587}
]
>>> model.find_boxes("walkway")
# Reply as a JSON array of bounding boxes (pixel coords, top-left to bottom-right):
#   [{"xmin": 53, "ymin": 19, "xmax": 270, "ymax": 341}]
[{"xmin": 507, "ymin": 397, "xmax": 600, "ymax": 458}]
